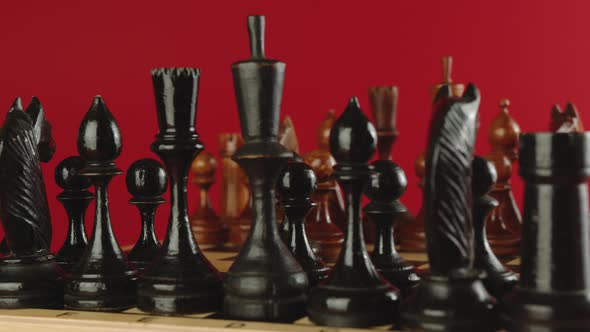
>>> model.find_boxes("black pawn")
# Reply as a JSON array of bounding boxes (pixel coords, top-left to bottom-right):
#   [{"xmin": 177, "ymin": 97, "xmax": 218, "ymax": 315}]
[
  {"xmin": 55, "ymin": 156, "xmax": 93, "ymax": 273},
  {"xmin": 277, "ymin": 161, "xmax": 330, "ymax": 288},
  {"xmin": 126, "ymin": 159, "xmax": 167, "ymax": 273},
  {"xmin": 65, "ymin": 96, "xmax": 138, "ymax": 311},
  {"xmin": 472, "ymin": 156, "xmax": 517, "ymax": 299},
  {"xmin": 364, "ymin": 160, "xmax": 420, "ymax": 297},
  {"xmin": 307, "ymin": 97, "xmax": 400, "ymax": 327}
]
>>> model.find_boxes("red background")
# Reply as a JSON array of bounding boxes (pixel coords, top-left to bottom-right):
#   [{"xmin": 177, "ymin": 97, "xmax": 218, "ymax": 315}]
[{"xmin": 0, "ymin": 0, "xmax": 586, "ymax": 250}]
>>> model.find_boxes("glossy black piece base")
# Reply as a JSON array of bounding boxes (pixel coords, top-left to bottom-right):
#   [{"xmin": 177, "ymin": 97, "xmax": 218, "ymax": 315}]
[
  {"xmin": 64, "ymin": 270, "xmax": 136, "ymax": 312},
  {"xmin": 307, "ymin": 283, "xmax": 399, "ymax": 327},
  {"xmin": 402, "ymin": 271, "xmax": 496, "ymax": 332},
  {"xmin": 372, "ymin": 254, "xmax": 420, "ymax": 297},
  {"xmin": 501, "ymin": 291, "xmax": 590, "ymax": 332},
  {"xmin": 0, "ymin": 255, "xmax": 62, "ymax": 309}
]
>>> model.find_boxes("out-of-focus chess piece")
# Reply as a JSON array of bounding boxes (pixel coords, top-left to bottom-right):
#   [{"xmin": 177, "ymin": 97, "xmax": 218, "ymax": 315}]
[
  {"xmin": 0, "ymin": 98, "xmax": 62, "ymax": 308},
  {"xmin": 55, "ymin": 156, "xmax": 93, "ymax": 273},
  {"xmin": 279, "ymin": 115, "xmax": 300, "ymax": 154},
  {"xmin": 502, "ymin": 132, "xmax": 590, "ymax": 331},
  {"xmin": 398, "ymin": 152, "xmax": 427, "ymax": 252},
  {"xmin": 219, "ymin": 133, "xmax": 251, "ymax": 246},
  {"xmin": 364, "ymin": 160, "xmax": 420, "ymax": 297},
  {"xmin": 223, "ymin": 15, "xmax": 308, "ymax": 322},
  {"xmin": 65, "ymin": 96, "xmax": 138, "ymax": 311},
  {"xmin": 550, "ymin": 102, "xmax": 584, "ymax": 133},
  {"xmin": 307, "ymin": 97, "xmax": 400, "ymax": 328},
  {"xmin": 126, "ymin": 158, "xmax": 167, "ymax": 273},
  {"xmin": 403, "ymin": 85, "xmax": 495, "ymax": 332},
  {"xmin": 472, "ymin": 156, "xmax": 517, "ymax": 299},
  {"xmin": 303, "ymin": 150, "xmax": 344, "ymax": 263},
  {"xmin": 137, "ymin": 68, "xmax": 223, "ymax": 315},
  {"xmin": 190, "ymin": 150, "xmax": 228, "ymax": 245},
  {"xmin": 278, "ymin": 161, "xmax": 329, "ymax": 288},
  {"xmin": 485, "ymin": 98, "xmax": 521, "ymax": 257}
]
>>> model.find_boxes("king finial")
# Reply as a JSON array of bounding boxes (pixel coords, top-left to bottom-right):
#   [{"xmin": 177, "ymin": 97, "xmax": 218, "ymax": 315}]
[{"xmin": 248, "ymin": 15, "xmax": 265, "ymax": 59}]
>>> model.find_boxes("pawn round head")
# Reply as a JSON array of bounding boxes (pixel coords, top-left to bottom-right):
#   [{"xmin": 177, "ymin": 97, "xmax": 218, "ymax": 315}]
[
  {"xmin": 365, "ymin": 160, "xmax": 408, "ymax": 203},
  {"xmin": 277, "ymin": 161, "xmax": 317, "ymax": 201},
  {"xmin": 191, "ymin": 150, "xmax": 217, "ymax": 178},
  {"xmin": 126, "ymin": 158, "xmax": 168, "ymax": 197},
  {"xmin": 329, "ymin": 97, "xmax": 377, "ymax": 164},
  {"xmin": 55, "ymin": 156, "xmax": 92, "ymax": 190},
  {"xmin": 472, "ymin": 156, "xmax": 497, "ymax": 198}
]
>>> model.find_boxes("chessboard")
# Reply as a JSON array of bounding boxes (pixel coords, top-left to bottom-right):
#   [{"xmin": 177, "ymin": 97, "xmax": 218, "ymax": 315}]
[{"xmin": 0, "ymin": 246, "xmax": 521, "ymax": 332}]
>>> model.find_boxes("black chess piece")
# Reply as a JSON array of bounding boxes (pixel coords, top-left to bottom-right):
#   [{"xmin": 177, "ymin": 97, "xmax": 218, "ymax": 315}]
[
  {"xmin": 277, "ymin": 161, "xmax": 330, "ymax": 288},
  {"xmin": 223, "ymin": 15, "xmax": 309, "ymax": 322},
  {"xmin": 126, "ymin": 158, "xmax": 167, "ymax": 273},
  {"xmin": 0, "ymin": 98, "xmax": 62, "ymax": 308},
  {"xmin": 402, "ymin": 84, "xmax": 496, "ymax": 332},
  {"xmin": 55, "ymin": 156, "xmax": 93, "ymax": 273},
  {"xmin": 307, "ymin": 97, "xmax": 400, "ymax": 327},
  {"xmin": 137, "ymin": 68, "xmax": 223, "ymax": 315},
  {"xmin": 65, "ymin": 96, "xmax": 138, "ymax": 311},
  {"xmin": 472, "ymin": 156, "xmax": 517, "ymax": 299},
  {"xmin": 364, "ymin": 160, "xmax": 420, "ymax": 297},
  {"xmin": 501, "ymin": 132, "xmax": 590, "ymax": 331}
]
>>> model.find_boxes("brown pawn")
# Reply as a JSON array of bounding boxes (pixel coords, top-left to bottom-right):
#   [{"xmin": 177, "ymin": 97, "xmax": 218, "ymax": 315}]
[
  {"xmin": 398, "ymin": 152, "xmax": 427, "ymax": 251},
  {"xmin": 279, "ymin": 116, "xmax": 300, "ymax": 154},
  {"xmin": 472, "ymin": 156, "xmax": 517, "ymax": 299},
  {"xmin": 550, "ymin": 102, "xmax": 584, "ymax": 133},
  {"xmin": 302, "ymin": 150, "xmax": 344, "ymax": 263},
  {"xmin": 316, "ymin": 109, "xmax": 346, "ymax": 231},
  {"xmin": 219, "ymin": 133, "xmax": 251, "ymax": 246},
  {"xmin": 485, "ymin": 98, "xmax": 521, "ymax": 257},
  {"xmin": 278, "ymin": 162, "xmax": 330, "ymax": 287},
  {"xmin": 190, "ymin": 150, "xmax": 228, "ymax": 245}
]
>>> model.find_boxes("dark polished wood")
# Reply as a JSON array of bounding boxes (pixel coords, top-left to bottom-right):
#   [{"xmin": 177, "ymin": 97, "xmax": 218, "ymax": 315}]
[
  {"xmin": 55, "ymin": 156, "xmax": 93, "ymax": 273},
  {"xmin": 550, "ymin": 102, "xmax": 584, "ymax": 132},
  {"xmin": 502, "ymin": 132, "xmax": 590, "ymax": 331},
  {"xmin": 364, "ymin": 160, "xmax": 419, "ymax": 297},
  {"xmin": 223, "ymin": 15, "xmax": 308, "ymax": 322},
  {"xmin": 0, "ymin": 98, "xmax": 62, "ymax": 308},
  {"xmin": 190, "ymin": 150, "xmax": 228, "ymax": 245},
  {"xmin": 219, "ymin": 133, "xmax": 251, "ymax": 246},
  {"xmin": 485, "ymin": 99, "xmax": 521, "ymax": 257},
  {"xmin": 65, "ymin": 96, "xmax": 138, "ymax": 311},
  {"xmin": 278, "ymin": 161, "xmax": 329, "ymax": 288},
  {"xmin": 307, "ymin": 97, "xmax": 400, "ymax": 328},
  {"xmin": 126, "ymin": 158, "xmax": 167, "ymax": 273},
  {"xmin": 472, "ymin": 156, "xmax": 517, "ymax": 299},
  {"xmin": 403, "ymin": 84, "xmax": 496, "ymax": 332},
  {"xmin": 302, "ymin": 149, "xmax": 344, "ymax": 263},
  {"xmin": 137, "ymin": 68, "xmax": 223, "ymax": 315}
]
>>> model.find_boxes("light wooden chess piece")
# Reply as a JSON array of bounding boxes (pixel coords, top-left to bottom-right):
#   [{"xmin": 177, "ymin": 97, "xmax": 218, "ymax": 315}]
[
  {"xmin": 550, "ymin": 102, "xmax": 584, "ymax": 133},
  {"xmin": 190, "ymin": 150, "xmax": 228, "ymax": 245},
  {"xmin": 484, "ymin": 98, "xmax": 521, "ymax": 257}
]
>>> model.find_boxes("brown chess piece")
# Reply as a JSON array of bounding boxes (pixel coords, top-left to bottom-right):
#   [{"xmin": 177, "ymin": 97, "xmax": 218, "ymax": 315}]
[
  {"xmin": 398, "ymin": 56, "xmax": 465, "ymax": 252},
  {"xmin": 550, "ymin": 102, "xmax": 584, "ymax": 133},
  {"xmin": 302, "ymin": 149, "xmax": 344, "ymax": 263},
  {"xmin": 279, "ymin": 115, "xmax": 299, "ymax": 154},
  {"xmin": 190, "ymin": 150, "xmax": 228, "ymax": 245},
  {"xmin": 398, "ymin": 152, "xmax": 427, "ymax": 251},
  {"xmin": 219, "ymin": 133, "xmax": 251, "ymax": 246},
  {"xmin": 484, "ymin": 98, "xmax": 521, "ymax": 257},
  {"xmin": 317, "ymin": 109, "xmax": 346, "ymax": 231}
]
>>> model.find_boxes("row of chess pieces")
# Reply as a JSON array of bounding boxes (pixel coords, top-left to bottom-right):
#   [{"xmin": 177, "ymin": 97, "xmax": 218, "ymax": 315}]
[{"xmin": 0, "ymin": 14, "xmax": 587, "ymax": 332}]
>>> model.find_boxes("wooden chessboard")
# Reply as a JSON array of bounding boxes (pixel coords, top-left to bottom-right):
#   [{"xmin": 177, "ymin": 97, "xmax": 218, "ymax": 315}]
[{"xmin": 0, "ymin": 245, "xmax": 520, "ymax": 332}]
